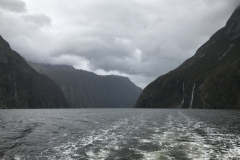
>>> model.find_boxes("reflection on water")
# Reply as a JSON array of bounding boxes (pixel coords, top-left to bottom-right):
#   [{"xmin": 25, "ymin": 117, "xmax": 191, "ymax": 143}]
[{"xmin": 0, "ymin": 109, "xmax": 240, "ymax": 160}]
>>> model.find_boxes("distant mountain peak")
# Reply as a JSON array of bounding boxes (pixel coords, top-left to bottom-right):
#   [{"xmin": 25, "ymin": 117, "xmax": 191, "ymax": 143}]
[
  {"xmin": 41, "ymin": 64, "xmax": 75, "ymax": 70},
  {"xmin": 27, "ymin": 61, "xmax": 76, "ymax": 74},
  {"xmin": 0, "ymin": 35, "xmax": 10, "ymax": 48},
  {"xmin": 28, "ymin": 62, "xmax": 142, "ymax": 108},
  {"xmin": 225, "ymin": 5, "xmax": 240, "ymax": 40}
]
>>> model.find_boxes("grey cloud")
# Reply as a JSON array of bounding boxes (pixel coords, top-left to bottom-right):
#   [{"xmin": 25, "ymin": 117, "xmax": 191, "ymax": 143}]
[
  {"xmin": 46, "ymin": 1, "xmax": 240, "ymax": 86},
  {"xmin": 0, "ymin": 0, "xmax": 26, "ymax": 12},
  {"xmin": 52, "ymin": 37, "xmax": 134, "ymax": 59},
  {"xmin": 22, "ymin": 13, "xmax": 52, "ymax": 26},
  {"xmin": 0, "ymin": 0, "xmax": 239, "ymax": 88}
]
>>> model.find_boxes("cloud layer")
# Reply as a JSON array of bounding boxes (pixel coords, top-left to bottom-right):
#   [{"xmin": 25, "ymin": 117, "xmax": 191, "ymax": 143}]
[{"xmin": 0, "ymin": 0, "xmax": 239, "ymax": 88}]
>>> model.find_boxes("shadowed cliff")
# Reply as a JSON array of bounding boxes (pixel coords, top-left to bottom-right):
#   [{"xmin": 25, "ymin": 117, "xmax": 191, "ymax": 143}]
[
  {"xmin": 0, "ymin": 36, "xmax": 70, "ymax": 108},
  {"xmin": 135, "ymin": 6, "xmax": 240, "ymax": 109},
  {"xmin": 29, "ymin": 63, "xmax": 142, "ymax": 108}
]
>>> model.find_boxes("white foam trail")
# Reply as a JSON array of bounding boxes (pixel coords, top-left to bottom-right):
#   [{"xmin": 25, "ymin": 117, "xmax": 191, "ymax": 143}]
[
  {"xmin": 189, "ymin": 83, "xmax": 195, "ymax": 109},
  {"xmin": 51, "ymin": 112, "xmax": 240, "ymax": 160},
  {"xmin": 53, "ymin": 116, "xmax": 144, "ymax": 159},
  {"xmin": 180, "ymin": 112, "xmax": 240, "ymax": 159},
  {"xmin": 136, "ymin": 112, "xmax": 240, "ymax": 160}
]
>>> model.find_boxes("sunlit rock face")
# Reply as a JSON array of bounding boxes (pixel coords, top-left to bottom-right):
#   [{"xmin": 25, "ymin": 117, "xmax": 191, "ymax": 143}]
[
  {"xmin": 0, "ymin": 36, "xmax": 70, "ymax": 109},
  {"xmin": 135, "ymin": 6, "xmax": 240, "ymax": 109}
]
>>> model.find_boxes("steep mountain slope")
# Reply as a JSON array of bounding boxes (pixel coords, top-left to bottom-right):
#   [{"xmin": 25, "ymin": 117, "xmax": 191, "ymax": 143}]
[
  {"xmin": 135, "ymin": 6, "xmax": 240, "ymax": 109},
  {"xmin": 0, "ymin": 36, "xmax": 70, "ymax": 109},
  {"xmin": 29, "ymin": 63, "xmax": 142, "ymax": 108}
]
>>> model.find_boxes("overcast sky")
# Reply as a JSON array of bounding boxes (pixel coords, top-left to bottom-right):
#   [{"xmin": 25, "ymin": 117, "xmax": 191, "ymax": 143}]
[{"xmin": 0, "ymin": 0, "xmax": 239, "ymax": 88}]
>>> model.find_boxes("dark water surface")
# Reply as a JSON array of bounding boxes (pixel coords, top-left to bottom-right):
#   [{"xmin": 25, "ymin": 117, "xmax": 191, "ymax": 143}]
[{"xmin": 0, "ymin": 109, "xmax": 240, "ymax": 160}]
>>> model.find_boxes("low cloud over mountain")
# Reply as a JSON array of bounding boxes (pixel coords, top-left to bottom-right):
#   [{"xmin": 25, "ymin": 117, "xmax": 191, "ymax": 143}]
[{"xmin": 0, "ymin": 0, "xmax": 239, "ymax": 88}]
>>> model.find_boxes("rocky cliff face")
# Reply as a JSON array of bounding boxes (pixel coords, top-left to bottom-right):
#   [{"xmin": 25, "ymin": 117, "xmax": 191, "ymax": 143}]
[
  {"xmin": 0, "ymin": 36, "xmax": 70, "ymax": 109},
  {"xmin": 28, "ymin": 63, "xmax": 142, "ymax": 108},
  {"xmin": 135, "ymin": 6, "xmax": 240, "ymax": 109}
]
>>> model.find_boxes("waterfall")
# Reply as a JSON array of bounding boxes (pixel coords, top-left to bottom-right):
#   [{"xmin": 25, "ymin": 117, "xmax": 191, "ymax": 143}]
[
  {"xmin": 189, "ymin": 83, "xmax": 195, "ymax": 109},
  {"xmin": 178, "ymin": 82, "xmax": 185, "ymax": 108}
]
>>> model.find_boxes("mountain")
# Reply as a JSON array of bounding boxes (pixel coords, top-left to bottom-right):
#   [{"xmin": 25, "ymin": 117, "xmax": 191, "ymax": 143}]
[
  {"xmin": 134, "ymin": 6, "xmax": 240, "ymax": 109},
  {"xmin": 28, "ymin": 62, "xmax": 142, "ymax": 108},
  {"xmin": 0, "ymin": 36, "xmax": 70, "ymax": 109}
]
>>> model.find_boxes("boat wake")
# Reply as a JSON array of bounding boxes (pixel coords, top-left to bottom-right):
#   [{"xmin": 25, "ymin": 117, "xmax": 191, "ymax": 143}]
[{"xmin": 51, "ymin": 111, "xmax": 240, "ymax": 160}]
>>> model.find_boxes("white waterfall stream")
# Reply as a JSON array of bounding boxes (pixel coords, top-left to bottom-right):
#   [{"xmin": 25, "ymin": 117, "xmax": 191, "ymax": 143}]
[
  {"xmin": 179, "ymin": 82, "xmax": 185, "ymax": 108},
  {"xmin": 189, "ymin": 83, "xmax": 195, "ymax": 109}
]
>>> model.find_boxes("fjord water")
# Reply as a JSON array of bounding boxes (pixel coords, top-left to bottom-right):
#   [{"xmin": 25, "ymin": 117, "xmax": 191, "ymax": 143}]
[{"xmin": 0, "ymin": 109, "xmax": 240, "ymax": 160}]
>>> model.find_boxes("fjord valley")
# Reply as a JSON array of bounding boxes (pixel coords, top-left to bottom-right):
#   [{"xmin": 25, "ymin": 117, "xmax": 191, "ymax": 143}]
[
  {"xmin": 135, "ymin": 5, "xmax": 240, "ymax": 109},
  {"xmin": 0, "ymin": 35, "xmax": 141, "ymax": 109},
  {"xmin": 0, "ymin": 36, "xmax": 69, "ymax": 109},
  {"xmin": 28, "ymin": 62, "xmax": 142, "ymax": 108},
  {"xmin": 1, "ymin": 1, "xmax": 240, "ymax": 160}
]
